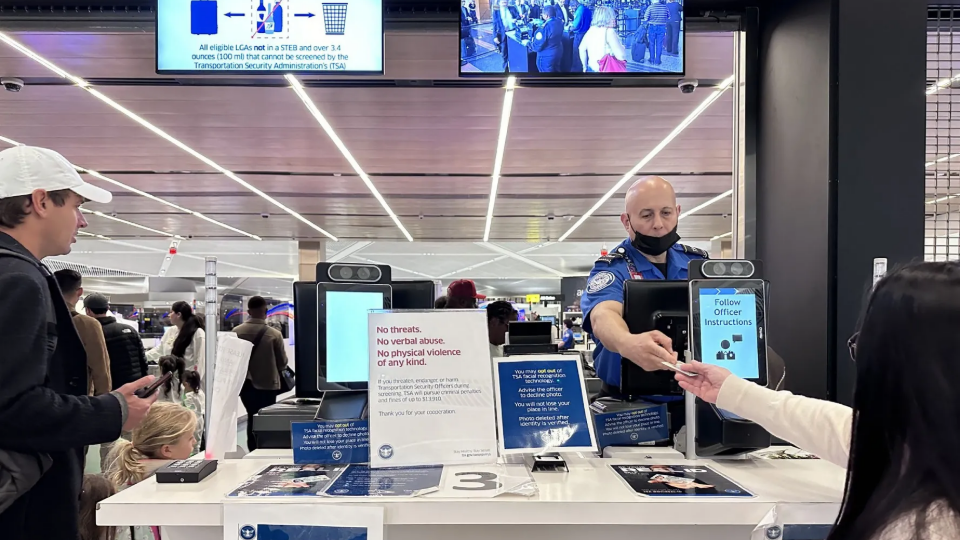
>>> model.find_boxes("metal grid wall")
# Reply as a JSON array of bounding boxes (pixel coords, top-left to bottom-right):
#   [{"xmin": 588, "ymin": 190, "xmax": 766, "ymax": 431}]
[{"xmin": 927, "ymin": 7, "xmax": 960, "ymax": 261}]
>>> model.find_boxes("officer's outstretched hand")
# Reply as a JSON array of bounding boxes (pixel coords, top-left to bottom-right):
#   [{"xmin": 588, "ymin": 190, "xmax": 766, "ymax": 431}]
[
  {"xmin": 673, "ymin": 362, "xmax": 732, "ymax": 404},
  {"xmin": 621, "ymin": 330, "xmax": 678, "ymax": 371}
]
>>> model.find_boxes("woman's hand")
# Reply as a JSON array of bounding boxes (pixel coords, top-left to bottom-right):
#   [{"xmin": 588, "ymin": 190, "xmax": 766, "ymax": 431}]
[{"xmin": 673, "ymin": 362, "xmax": 732, "ymax": 404}]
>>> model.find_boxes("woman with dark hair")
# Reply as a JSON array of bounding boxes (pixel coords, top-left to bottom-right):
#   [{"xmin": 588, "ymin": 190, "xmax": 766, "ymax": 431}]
[
  {"xmin": 157, "ymin": 355, "xmax": 186, "ymax": 404},
  {"xmin": 146, "ymin": 301, "xmax": 206, "ymax": 376},
  {"xmin": 676, "ymin": 262, "xmax": 960, "ymax": 540}
]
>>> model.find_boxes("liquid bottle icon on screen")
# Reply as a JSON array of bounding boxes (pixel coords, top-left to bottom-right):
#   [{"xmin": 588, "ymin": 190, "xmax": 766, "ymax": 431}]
[
  {"xmin": 256, "ymin": 0, "xmax": 266, "ymax": 33},
  {"xmin": 265, "ymin": 2, "xmax": 275, "ymax": 34}
]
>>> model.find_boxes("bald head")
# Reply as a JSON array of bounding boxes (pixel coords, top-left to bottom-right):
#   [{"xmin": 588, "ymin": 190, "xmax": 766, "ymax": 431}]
[{"xmin": 621, "ymin": 176, "xmax": 680, "ymax": 240}]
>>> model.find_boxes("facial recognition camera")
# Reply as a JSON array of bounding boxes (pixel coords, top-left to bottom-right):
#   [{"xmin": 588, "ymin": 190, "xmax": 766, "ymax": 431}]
[
  {"xmin": 316, "ymin": 262, "xmax": 391, "ymax": 285},
  {"xmin": 689, "ymin": 260, "xmax": 761, "ymax": 280},
  {"xmin": 678, "ymin": 78, "xmax": 699, "ymax": 94},
  {"xmin": 2, "ymin": 78, "xmax": 23, "ymax": 93}
]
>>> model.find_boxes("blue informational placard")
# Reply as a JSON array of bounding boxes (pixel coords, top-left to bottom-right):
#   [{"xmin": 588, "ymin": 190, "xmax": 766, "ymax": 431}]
[
  {"xmin": 156, "ymin": 0, "xmax": 384, "ymax": 73},
  {"xmin": 325, "ymin": 464, "xmax": 443, "ymax": 497},
  {"xmin": 591, "ymin": 404, "xmax": 668, "ymax": 449},
  {"xmin": 292, "ymin": 420, "xmax": 370, "ymax": 465},
  {"xmin": 495, "ymin": 356, "xmax": 597, "ymax": 453}
]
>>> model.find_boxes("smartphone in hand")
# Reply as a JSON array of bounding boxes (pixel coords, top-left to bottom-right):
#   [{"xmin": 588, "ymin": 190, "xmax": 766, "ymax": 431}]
[{"xmin": 135, "ymin": 372, "xmax": 172, "ymax": 398}]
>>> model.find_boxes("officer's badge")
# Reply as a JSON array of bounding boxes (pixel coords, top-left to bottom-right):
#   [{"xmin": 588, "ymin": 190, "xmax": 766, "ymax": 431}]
[{"xmin": 587, "ymin": 271, "xmax": 616, "ymax": 293}]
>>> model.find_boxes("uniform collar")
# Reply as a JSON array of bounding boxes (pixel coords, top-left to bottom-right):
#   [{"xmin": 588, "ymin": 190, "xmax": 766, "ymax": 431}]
[{"xmin": 615, "ymin": 238, "xmax": 655, "ymax": 270}]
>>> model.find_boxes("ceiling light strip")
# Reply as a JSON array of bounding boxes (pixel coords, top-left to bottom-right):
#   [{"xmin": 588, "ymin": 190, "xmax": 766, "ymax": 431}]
[
  {"xmin": 0, "ymin": 32, "xmax": 338, "ymax": 242},
  {"xmin": 285, "ymin": 74, "xmax": 413, "ymax": 242},
  {"xmin": 483, "ymin": 76, "xmax": 517, "ymax": 243},
  {"xmin": 679, "ymin": 190, "xmax": 733, "ymax": 220},
  {"xmin": 105, "ymin": 239, "xmax": 297, "ymax": 278},
  {"xmin": 0, "ymin": 135, "xmax": 261, "ymax": 240},
  {"xmin": 927, "ymin": 73, "xmax": 960, "ymax": 95},
  {"xmin": 477, "ymin": 241, "xmax": 567, "ymax": 278},
  {"xmin": 557, "ymin": 75, "xmax": 736, "ymax": 242},
  {"xmin": 77, "ymin": 230, "xmax": 112, "ymax": 240},
  {"xmin": 711, "ymin": 231, "xmax": 733, "ymax": 241},
  {"xmin": 81, "ymin": 208, "xmax": 180, "ymax": 238},
  {"xmin": 353, "ymin": 256, "xmax": 436, "ymax": 279},
  {"xmin": 438, "ymin": 242, "xmax": 549, "ymax": 279}
]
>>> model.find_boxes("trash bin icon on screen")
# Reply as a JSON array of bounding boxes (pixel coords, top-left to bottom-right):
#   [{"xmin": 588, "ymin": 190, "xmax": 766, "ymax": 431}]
[{"xmin": 322, "ymin": 2, "xmax": 348, "ymax": 35}]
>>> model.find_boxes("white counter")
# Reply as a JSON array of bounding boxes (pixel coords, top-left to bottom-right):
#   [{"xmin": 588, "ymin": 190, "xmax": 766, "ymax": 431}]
[{"xmin": 98, "ymin": 451, "xmax": 844, "ymax": 540}]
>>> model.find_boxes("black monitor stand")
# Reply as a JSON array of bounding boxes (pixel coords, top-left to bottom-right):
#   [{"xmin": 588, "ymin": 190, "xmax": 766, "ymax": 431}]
[{"xmin": 316, "ymin": 390, "xmax": 368, "ymax": 420}]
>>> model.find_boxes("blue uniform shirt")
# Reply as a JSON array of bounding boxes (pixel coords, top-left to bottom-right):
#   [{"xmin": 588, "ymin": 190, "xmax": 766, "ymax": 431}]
[
  {"xmin": 580, "ymin": 238, "xmax": 708, "ymax": 388},
  {"xmin": 561, "ymin": 328, "xmax": 575, "ymax": 349}
]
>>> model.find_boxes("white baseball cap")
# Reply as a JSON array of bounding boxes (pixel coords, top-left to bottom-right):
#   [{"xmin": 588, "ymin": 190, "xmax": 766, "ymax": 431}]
[{"xmin": 0, "ymin": 145, "xmax": 112, "ymax": 204}]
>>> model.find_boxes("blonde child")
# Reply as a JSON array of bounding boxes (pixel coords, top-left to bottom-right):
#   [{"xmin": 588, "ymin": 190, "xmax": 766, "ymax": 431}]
[
  {"xmin": 105, "ymin": 402, "xmax": 197, "ymax": 540},
  {"xmin": 79, "ymin": 474, "xmax": 117, "ymax": 540}
]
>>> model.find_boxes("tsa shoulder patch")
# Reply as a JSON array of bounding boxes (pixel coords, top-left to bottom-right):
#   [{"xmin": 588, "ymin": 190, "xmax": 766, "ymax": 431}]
[
  {"xmin": 587, "ymin": 271, "xmax": 617, "ymax": 294},
  {"xmin": 678, "ymin": 244, "xmax": 710, "ymax": 259}
]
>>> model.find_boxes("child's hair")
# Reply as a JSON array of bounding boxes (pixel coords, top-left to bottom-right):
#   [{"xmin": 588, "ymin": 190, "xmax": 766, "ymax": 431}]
[
  {"xmin": 182, "ymin": 370, "xmax": 202, "ymax": 394},
  {"xmin": 105, "ymin": 402, "xmax": 197, "ymax": 487},
  {"xmin": 79, "ymin": 474, "xmax": 116, "ymax": 540},
  {"xmin": 158, "ymin": 355, "xmax": 186, "ymax": 395}
]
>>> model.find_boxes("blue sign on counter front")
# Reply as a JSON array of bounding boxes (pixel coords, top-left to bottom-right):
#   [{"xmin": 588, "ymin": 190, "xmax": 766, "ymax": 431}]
[
  {"xmin": 292, "ymin": 420, "xmax": 370, "ymax": 465},
  {"xmin": 592, "ymin": 404, "xmax": 668, "ymax": 449},
  {"xmin": 494, "ymin": 356, "xmax": 598, "ymax": 454}
]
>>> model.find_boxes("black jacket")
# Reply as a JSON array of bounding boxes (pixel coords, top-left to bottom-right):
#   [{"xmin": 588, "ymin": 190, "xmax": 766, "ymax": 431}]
[
  {"xmin": 97, "ymin": 316, "xmax": 148, "ymax": 390},
  {"xmin": 0, "ymin": 233, "xmax": 124, "ymax": 539}
]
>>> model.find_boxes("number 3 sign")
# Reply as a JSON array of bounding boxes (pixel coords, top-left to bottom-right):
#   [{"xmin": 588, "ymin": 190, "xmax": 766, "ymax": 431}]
[{"xmin": 437, "ymin": 465, "xmax": 536, "ymax": 498}]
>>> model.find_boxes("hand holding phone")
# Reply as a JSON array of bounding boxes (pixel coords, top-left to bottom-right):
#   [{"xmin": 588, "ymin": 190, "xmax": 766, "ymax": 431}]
[{"xmin": 135, "ymin": 372, "xmax": 172, "ymax": 398}]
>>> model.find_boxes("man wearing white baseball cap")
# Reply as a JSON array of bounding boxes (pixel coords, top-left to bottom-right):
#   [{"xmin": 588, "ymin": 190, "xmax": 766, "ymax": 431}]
[{"xmin": 0, "ymin": 146, "xmax": 158, "ymax": 539}]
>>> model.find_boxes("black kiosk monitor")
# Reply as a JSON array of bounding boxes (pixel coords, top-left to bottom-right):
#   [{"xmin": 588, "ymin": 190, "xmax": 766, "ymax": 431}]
[{"xmin": 621, "ymin": 280, "xmax": 690, "ymax": 399}]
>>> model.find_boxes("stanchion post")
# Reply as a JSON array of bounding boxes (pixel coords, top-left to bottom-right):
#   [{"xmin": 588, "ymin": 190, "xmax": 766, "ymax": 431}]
[{"xmin": 204, "ymin": 256, "xmax": 218, "ymax": 447}]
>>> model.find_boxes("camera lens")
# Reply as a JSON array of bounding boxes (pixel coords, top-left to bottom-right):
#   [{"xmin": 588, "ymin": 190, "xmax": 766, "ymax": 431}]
[
  {"xmin": 712, "ymin": 262, "xmax": 726, "ymax": 276},
  {"xmin": 357, "ymin": 267, "xmax": 371, "ymax": 280},
  {"xmin": 338, "ymin": 266, "xmax": 353, "ymax": 279},
  {"xmin": 731, "ymin": 262, "xmax": 744, "ymax": 275}
]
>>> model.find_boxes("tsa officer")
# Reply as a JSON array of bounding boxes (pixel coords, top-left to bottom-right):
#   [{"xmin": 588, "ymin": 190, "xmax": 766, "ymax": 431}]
[
  {"xmin": 531, "ymin": 5, "xmax": 564, "ymax": 72},
  {"xmin": 580, "ymin": 176, "xmax": 708, "ymax": 397}
]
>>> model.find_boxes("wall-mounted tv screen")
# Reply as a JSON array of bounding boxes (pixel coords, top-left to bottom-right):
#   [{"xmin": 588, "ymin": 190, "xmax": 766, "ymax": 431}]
[
  {"xmin": 156, "ymin": 0, "xmax": 384, "ymax": 74},
  {"xmin": 459, "ymin": 0, "xmax": 683, "ymax": 76}
]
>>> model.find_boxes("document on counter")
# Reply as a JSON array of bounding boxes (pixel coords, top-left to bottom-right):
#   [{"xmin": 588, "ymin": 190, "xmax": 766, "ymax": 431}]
[
  {"xmin": 208, "ymin": 336, "xmax": 252, "ymax": 459},
  {"xmin": 292, "ymin": 420, "xmax": 370, "ymax": 465},
  {"xmin": 325, "ymin": 464, "xmax": 443, "ymax": 497},
  {"xmin": 610, "ymin": 464, "xmax": 754, "ymax": 498},
  {"xmin": 227, "ymin": 464, "xmax": 346, "ymax": 497},
  {"xmin": 436, "ymin": 464, "xmax": 538, "ymax": 498},
  {"xmin": 367, "ymin": 310, "xmax": 498, "ymax": 468},
  {"xmin": 224, "ymin": 503, "xmax": 383, "ymax": 540},
  {"xmin": 494, "ymin": 355, "xmax": 597, "ymax": 454}
]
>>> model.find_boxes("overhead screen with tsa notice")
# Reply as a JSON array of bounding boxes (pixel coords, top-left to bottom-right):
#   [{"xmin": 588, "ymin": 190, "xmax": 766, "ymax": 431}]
[
  {"xmin": 156, "ymin": 0, "xmax": 383, "ymax": 73},
  {"xmin": 459, "ymin": 0, "xmax": 684, "ymax": 75}
]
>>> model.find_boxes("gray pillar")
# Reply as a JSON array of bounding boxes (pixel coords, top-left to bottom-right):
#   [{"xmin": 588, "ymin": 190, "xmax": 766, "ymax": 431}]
[{"xmin": 752, "ymin": 0, "xmax": 925, "ymax": 401}]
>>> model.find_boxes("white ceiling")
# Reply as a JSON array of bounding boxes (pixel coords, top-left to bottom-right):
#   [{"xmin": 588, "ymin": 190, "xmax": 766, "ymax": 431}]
[{"xmin": 1, "ymin": 26, "xmax": 737, "ymax": 292}]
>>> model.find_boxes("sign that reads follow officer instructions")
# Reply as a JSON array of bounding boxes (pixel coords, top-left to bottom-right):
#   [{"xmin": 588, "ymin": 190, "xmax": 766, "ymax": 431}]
[
  {"xmin": 368, "ymin": 310, "xmax": 498, "ymax": 469},
  {"xmin": 156, "ymin": 0, "xmax": 384, "ymax": 73}
]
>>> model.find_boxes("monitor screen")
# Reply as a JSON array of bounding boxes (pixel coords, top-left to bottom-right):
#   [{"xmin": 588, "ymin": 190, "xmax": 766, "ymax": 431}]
[
  {"xmin": 156, "ymin": 0, "xmax": 384, "ymax": 74},
  {"xmin": 459, "ymin": 0, "xmax": 684, "ymax": 76},
  {"xmin": 324, "ymin": 289, "xmax": 385, "ymax": 383},
  {"xmin": 692, "ymin": 285, "xmax": 765, "ymax": 382}
]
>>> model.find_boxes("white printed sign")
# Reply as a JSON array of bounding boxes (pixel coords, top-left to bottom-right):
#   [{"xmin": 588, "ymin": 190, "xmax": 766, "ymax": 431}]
[
  {"xmin": 207, "ymin": 336, "xmax": 252, "ymax": 460},
  {"xmin": 223, "ymin": 503, "xmax": 383, "ymax": 540},
  {"xmin": 437, "ymin": 464, "xmax": 537, "ymax": 498},
  {"xmin": 367, "ymin": 310, "xmax": 498, "ymax": 469}
]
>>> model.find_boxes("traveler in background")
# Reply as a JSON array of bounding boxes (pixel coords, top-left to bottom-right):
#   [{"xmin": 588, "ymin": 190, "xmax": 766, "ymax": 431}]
[
  {"xmin": 579, "ymin": 6, "xmax": 626, "ymax": 72},
  {"xmin": 571, "ymin": 0, "xmax": 594, "ymax": 71},
  {"xmin": 78, "ymin": 474, "xmax": 117, "ymax": 540},
  {"xmin": 492, "ymin": 0, "xmax": 509, "ymax": 71},
  {"xmin": 85, "ymin": 292, "xmax": 150, "ymax": 469},
  {"xmin": 0, "ymin": 145, "xmax": 156, "ymax": 539},
  {"xmin": 554, "ymin": 0, "xmax": 569, "ymax": 25},
  {"xmin": 147, "ymin": 300, "xmax": 205, "ymax": 376},
  {"xmin": 487, "ymin": 301, "xmax": 518, "ymax": 358},
  {"xmin": 105, "ymin": 402, "xmax": 197, "ymax": 540},
  {"xmin": 445, "ymin": 279, "xmax": 485, "ymax": 309},
  {"xmin": 560, "ymin": 318, "xmax": 576, "ymax": 350},
  {"xmin": 642, "ymin": 0, "xmax": 670, "ymax": 65},
  {"xmin": 157, "ymin": 356, "xmax": 185, "ymax": 404},
  {"xmin": 665, "ymin": 0, "xmax": 681, "ymax": 55},
  {"xmin": 235, "ymin": 296, "xmax": 289, "ymax": 452},
  {"xmin": 434, "ymin": 295, "xmax": 448, "ymax": 309},
  {"xmin": 675, "ymin": 262, "xmax": 960, "ymax": 540},
  {"xmin": 53, "ymin": 269, "xmax": 111, "ymax": 396},
  {"xmin": 181, "ymin": 370, "xmax": 205, "ymax": 454},
  {"xmin": 85, "ymin": 292, "xmax": 148, "ymax": 392}
]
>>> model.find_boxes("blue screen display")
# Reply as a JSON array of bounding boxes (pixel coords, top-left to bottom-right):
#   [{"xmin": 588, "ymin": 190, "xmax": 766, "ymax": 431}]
[
  {"xmin": 697, "ymin": 288, "xmax": 760, "ymax": 380},
  {"xmin": 325, "ymin": 290, "xmax": 383, "ymax": 383}
]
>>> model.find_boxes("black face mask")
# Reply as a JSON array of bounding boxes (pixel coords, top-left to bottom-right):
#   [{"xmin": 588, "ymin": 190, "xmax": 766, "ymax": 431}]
[{"xmin": 628, "ymin": 221, "xmax": 681, "ymax": 256}]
